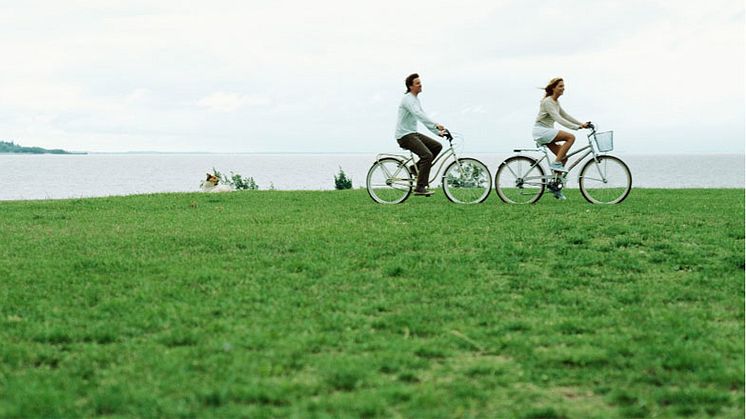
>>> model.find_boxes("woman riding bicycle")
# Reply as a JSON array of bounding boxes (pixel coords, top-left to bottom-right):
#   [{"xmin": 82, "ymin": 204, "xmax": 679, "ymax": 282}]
[{"xmin": 532, "ymin": 77, "xmax": 591, "ymax": 172}]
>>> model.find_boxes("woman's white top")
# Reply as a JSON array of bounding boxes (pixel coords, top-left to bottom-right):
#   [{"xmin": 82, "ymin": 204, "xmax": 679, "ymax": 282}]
[
  {"xmin": 394, "ymin": 93, "xmax": 440, "ymax": 140},
  {"xmin": 535, "ymin": 97, "xmax": 582, "ymax": 130}
]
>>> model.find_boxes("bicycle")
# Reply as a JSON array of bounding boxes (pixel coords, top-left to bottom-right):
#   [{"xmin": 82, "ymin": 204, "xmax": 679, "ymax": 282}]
[
  {"xmin": 494, "ymin": 123, "xmax": 632, "ymax": 204},
  {"xmin": 366, "ymin": 130, "xmax": 492, "ymax": 204}
]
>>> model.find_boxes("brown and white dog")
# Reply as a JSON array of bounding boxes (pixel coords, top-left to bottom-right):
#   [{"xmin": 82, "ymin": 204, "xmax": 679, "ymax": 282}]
[{"xmin": 199, "ymin": 173, "xmax": 233, "ymax": 192}]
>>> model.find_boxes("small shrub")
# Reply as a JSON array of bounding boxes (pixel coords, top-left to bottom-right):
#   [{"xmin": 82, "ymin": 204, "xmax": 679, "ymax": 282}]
[
  {"xmin": 230, "ymin": 173, "xmax": 259, "ymax": 190},
  {"xmin": 212, "ymin": 168, "xmax": 259, "ymax": 190},
  {"xmin": 334, "ymin": 167, "xmax": 352, "ymax": 190}
]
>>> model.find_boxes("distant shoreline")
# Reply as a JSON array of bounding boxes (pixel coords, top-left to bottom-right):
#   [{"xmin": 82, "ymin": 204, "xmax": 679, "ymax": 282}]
[
  {"xmin": 0, "ymin": 141, "xmax": 86, "ymax": 155},
  {"xmin": 0, "ymin": 151, "xmax": 88, "ymax": 155}
]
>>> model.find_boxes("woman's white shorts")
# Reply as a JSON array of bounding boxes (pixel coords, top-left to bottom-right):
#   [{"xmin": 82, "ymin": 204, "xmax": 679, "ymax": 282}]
[{"xmin": 532, "ymin": 124, "xmax": 559, "ymax": 145}]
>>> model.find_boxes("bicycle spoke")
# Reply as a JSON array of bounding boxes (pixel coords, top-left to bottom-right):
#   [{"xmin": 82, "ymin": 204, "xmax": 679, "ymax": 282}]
[
  {"xmin": 442, "ymin": 158, "xmax": 491, "ymax": 204},
  {"xmin": 495, "ymin": 156, "xmax": 546, "ymax": 204},
  {"xmin": 579, "ymin": 156, "xmax": 632, "ymax": 204},
  {"xmin": 366, "ymin": 158, "xmax": 413, "ymax": 204}
]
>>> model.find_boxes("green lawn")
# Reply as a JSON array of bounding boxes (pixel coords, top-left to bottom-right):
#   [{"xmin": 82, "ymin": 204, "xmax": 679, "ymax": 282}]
[{"xmin": 1, "ymin": 189, "xmax": 743, "ymax": 418}]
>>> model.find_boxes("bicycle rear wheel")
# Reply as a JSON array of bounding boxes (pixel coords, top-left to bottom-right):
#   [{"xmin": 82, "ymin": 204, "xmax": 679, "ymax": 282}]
[
  {"xmin": 366, "ymin": 157, "xmax": 413, "ymax": 204},
  {"xmin": 494, "ymin": 156, "xmax": 546, "ymax": 204},
  {"xmin": 441, "ymin": 158, "xmax": 492, "ymax": 204},
  {"xmin": 578, "ymin": 155, "xmax": 632, "ymax": 204}
]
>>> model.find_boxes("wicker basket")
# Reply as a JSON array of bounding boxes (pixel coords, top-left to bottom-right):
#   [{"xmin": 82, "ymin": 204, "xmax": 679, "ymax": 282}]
[{"xmin": 592, "ymin": 131, "xmax": 614, "ymax": 152}]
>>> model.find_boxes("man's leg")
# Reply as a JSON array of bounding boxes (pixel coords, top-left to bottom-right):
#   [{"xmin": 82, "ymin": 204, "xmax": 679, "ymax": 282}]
[
  {"xmin": 416, "ymin": 134, "xmax": 442, "ymax": 187},
  {"xmin": 397, "ymin": 134, "xmax": 434, "ymax": 190}
]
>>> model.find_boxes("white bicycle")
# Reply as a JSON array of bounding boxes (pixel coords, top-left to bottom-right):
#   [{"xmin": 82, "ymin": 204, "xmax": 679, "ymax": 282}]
[
  {"xmin": 366, "ymin": 130, "xmax": 492, "ymax": 204},
  {"xmin": 494, "ymin": 123, "xmax": 632, "ymax": 204}
]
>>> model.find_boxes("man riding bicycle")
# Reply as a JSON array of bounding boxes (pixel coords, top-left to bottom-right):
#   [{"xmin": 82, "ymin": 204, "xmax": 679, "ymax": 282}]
[{"xmin": 394, "ymin": 73, "xmax": 448, "ymax": 196}]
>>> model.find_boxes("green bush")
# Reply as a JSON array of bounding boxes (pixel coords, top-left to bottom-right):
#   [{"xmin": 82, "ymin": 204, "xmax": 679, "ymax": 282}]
[
  {"xmin": 212, "ymin": 168, "xmax": 259, "ymax": 190},
  {"xmin": 334, "ymin": 167, "xmax": 352, "ymax": 190}
]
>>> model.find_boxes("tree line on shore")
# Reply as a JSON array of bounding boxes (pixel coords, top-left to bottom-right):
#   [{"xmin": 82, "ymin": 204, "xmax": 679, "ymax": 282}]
[{"xmin": 0, "ymin": 141, "xmax": 82, "ymax": 154}]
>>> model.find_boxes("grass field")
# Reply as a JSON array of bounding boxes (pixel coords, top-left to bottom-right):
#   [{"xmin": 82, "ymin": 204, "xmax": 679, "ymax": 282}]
[{"xmin": 1, "ymin": 188, "xmax": 743, "ymax": 418}]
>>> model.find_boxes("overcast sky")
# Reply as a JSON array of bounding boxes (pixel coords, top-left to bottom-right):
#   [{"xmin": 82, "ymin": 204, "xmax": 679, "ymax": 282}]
[{"xmin": 1, "ymin": 0, "xmax": 743, "ymax": 153}]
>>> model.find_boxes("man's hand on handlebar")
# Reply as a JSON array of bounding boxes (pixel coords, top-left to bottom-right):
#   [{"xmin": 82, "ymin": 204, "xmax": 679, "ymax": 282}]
[
  {"xmin": 580, "ymin": 121, "xmax": 593, "ymax": 129},
  {"xmin": 434, "ymin": 124, "xmax": 454, "ymax": 140}
]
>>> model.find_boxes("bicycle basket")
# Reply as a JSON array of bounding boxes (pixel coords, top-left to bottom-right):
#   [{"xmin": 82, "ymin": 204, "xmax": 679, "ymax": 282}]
[{"xmin": 592, "ymin": 130, "xmax": 614, "ymax": 152}]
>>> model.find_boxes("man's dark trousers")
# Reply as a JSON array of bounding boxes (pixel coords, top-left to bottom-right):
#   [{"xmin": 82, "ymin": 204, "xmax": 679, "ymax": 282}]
[{"xmin": 396, "ymin": 133, "xmax": 442, "ymax": 190}]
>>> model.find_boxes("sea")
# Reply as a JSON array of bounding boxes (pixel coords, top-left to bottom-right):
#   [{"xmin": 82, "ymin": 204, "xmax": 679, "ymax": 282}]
[{"xmin": 0, "ymin": 153, "xmax": 743, "ymax": 201}]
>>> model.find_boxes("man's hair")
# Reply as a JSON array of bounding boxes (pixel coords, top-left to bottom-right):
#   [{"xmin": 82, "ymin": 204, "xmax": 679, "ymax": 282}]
[{"xmin": 405, "ymin": 73, "xmax": 420, "ymax": 93}]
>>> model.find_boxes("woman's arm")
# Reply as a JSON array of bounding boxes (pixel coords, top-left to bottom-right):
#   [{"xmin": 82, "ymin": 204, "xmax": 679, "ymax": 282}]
[
  {"xmin": 559, "ymin": 106, "xmax": 583, "ymax": 126},
  {"xmin": 544, "ymin": 99, "xmax": 581, "ymax": 130}
]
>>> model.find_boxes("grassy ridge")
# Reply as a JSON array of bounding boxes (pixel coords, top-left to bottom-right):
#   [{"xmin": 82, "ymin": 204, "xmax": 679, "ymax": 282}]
[{"xmin": 0, "ymin": 189, "xmax": 743, "ymax": 417}]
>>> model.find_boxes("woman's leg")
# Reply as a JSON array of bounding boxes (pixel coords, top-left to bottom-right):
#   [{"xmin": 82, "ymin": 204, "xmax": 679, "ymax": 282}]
[
  {"xmin": 546, "ymin": 143, "xmax": 565, "ymax": 164},
  {"xmin": 550, "ymin": 131, "xmax": 575, "ymax": 163},
  {"xmin": 546, "ymin": 143, "xmax": 571, "ymax": 164}
]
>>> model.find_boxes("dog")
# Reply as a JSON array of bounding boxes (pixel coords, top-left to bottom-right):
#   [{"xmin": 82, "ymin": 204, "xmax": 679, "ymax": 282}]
[{"xmin": 199, "ymin": 173, "xmax": 233, "ymax": 192}]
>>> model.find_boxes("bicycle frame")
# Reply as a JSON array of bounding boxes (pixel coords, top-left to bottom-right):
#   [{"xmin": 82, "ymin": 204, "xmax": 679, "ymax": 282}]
[
  {"xmin": 511, "ymin": 128, "xmax": 605, "ymax": 182},
  {"xmin": 374, "ymin": 142, "xmax": 460, "ymax": 186}
]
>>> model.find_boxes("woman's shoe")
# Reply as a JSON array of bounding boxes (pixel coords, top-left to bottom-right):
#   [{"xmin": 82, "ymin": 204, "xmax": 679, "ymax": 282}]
[
  {"xmin": 553, "ymin": 191, "xmax": 567, "ymax": 200},
  {"xmin": 548, "ymin": 161, "xmax": 567, "ymax": 172}
]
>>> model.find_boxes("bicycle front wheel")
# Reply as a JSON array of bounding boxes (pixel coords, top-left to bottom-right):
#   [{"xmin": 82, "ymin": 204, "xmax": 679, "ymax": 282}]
[
  {"xmin": 578, "ymin": 155, "xmax": 632, "ymax": 204},
  {"xmin": 366, "ymin": 157, "xmax": 413, "ymax": 204},
  {"xmin": 494, "ymin": 156, "xmax": 546, "ymax": 204},
  {"xmin": 441, "ymin": 158, "xmax": 492, "ymax": 204}
]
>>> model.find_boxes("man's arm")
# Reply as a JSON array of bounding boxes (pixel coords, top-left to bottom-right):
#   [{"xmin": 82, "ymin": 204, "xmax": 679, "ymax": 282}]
[{"xmin": 404, "ymin": 96, "xmax": 444, "ymax": 135}]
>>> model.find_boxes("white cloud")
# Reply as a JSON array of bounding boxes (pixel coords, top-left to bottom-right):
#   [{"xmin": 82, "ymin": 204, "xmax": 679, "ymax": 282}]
[
  {"xmin": 461, "ymin": 105, "xmax": 487, "ymax": 115},
  {"xmin": 125, "ymin": 88, "xmax": 151, "ymax": 103},
  {"xmin": 196, "ymin": 92, "xmax": 271, "ymax": 113},
  {"xmin": 0, "ymin": 0, "xmax": 742, "ymax": 153}
]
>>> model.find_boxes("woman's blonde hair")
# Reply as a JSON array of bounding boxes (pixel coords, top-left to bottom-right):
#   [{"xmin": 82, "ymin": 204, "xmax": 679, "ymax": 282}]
[{"xmin": 544, "ymin": 77, "xmax": 563, "ymax": 97}]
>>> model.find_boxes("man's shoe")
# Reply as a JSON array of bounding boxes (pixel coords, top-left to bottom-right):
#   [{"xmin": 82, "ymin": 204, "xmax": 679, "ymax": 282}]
[
  {"xmin": 414, "ymin": 187, "xmax": 434, "ymax": 196},
  {"xmin": 548, "ymin": 161, "xmax": 568, "ymax": 172}
]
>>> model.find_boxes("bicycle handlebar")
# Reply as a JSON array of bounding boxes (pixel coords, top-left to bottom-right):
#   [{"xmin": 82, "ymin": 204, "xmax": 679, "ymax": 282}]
[{"xmin": 440, "ymin": 129, "xmax": 454, "ymax": 141}]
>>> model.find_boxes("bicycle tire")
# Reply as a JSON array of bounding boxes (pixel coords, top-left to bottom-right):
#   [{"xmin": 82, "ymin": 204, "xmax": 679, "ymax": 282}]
[
  {"xmin": 578, "ymin": 155, "xmax": 632, "ymax": 204},
  {"xmin": 494, "ymin": 156, "xmax": 546, "ymax": 204},
  {"xmin": 441, "ymin": 158, "xmax": 492, "ymax": 204},
  {"xmin": 366, "ymin": 157, "xmax": 413, "ymax": 204}
]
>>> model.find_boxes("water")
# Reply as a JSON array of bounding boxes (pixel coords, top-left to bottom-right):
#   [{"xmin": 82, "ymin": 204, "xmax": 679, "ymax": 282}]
[{"xmin": 0, "ymin": 153, "xmax": 742, "ymax": 201}]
